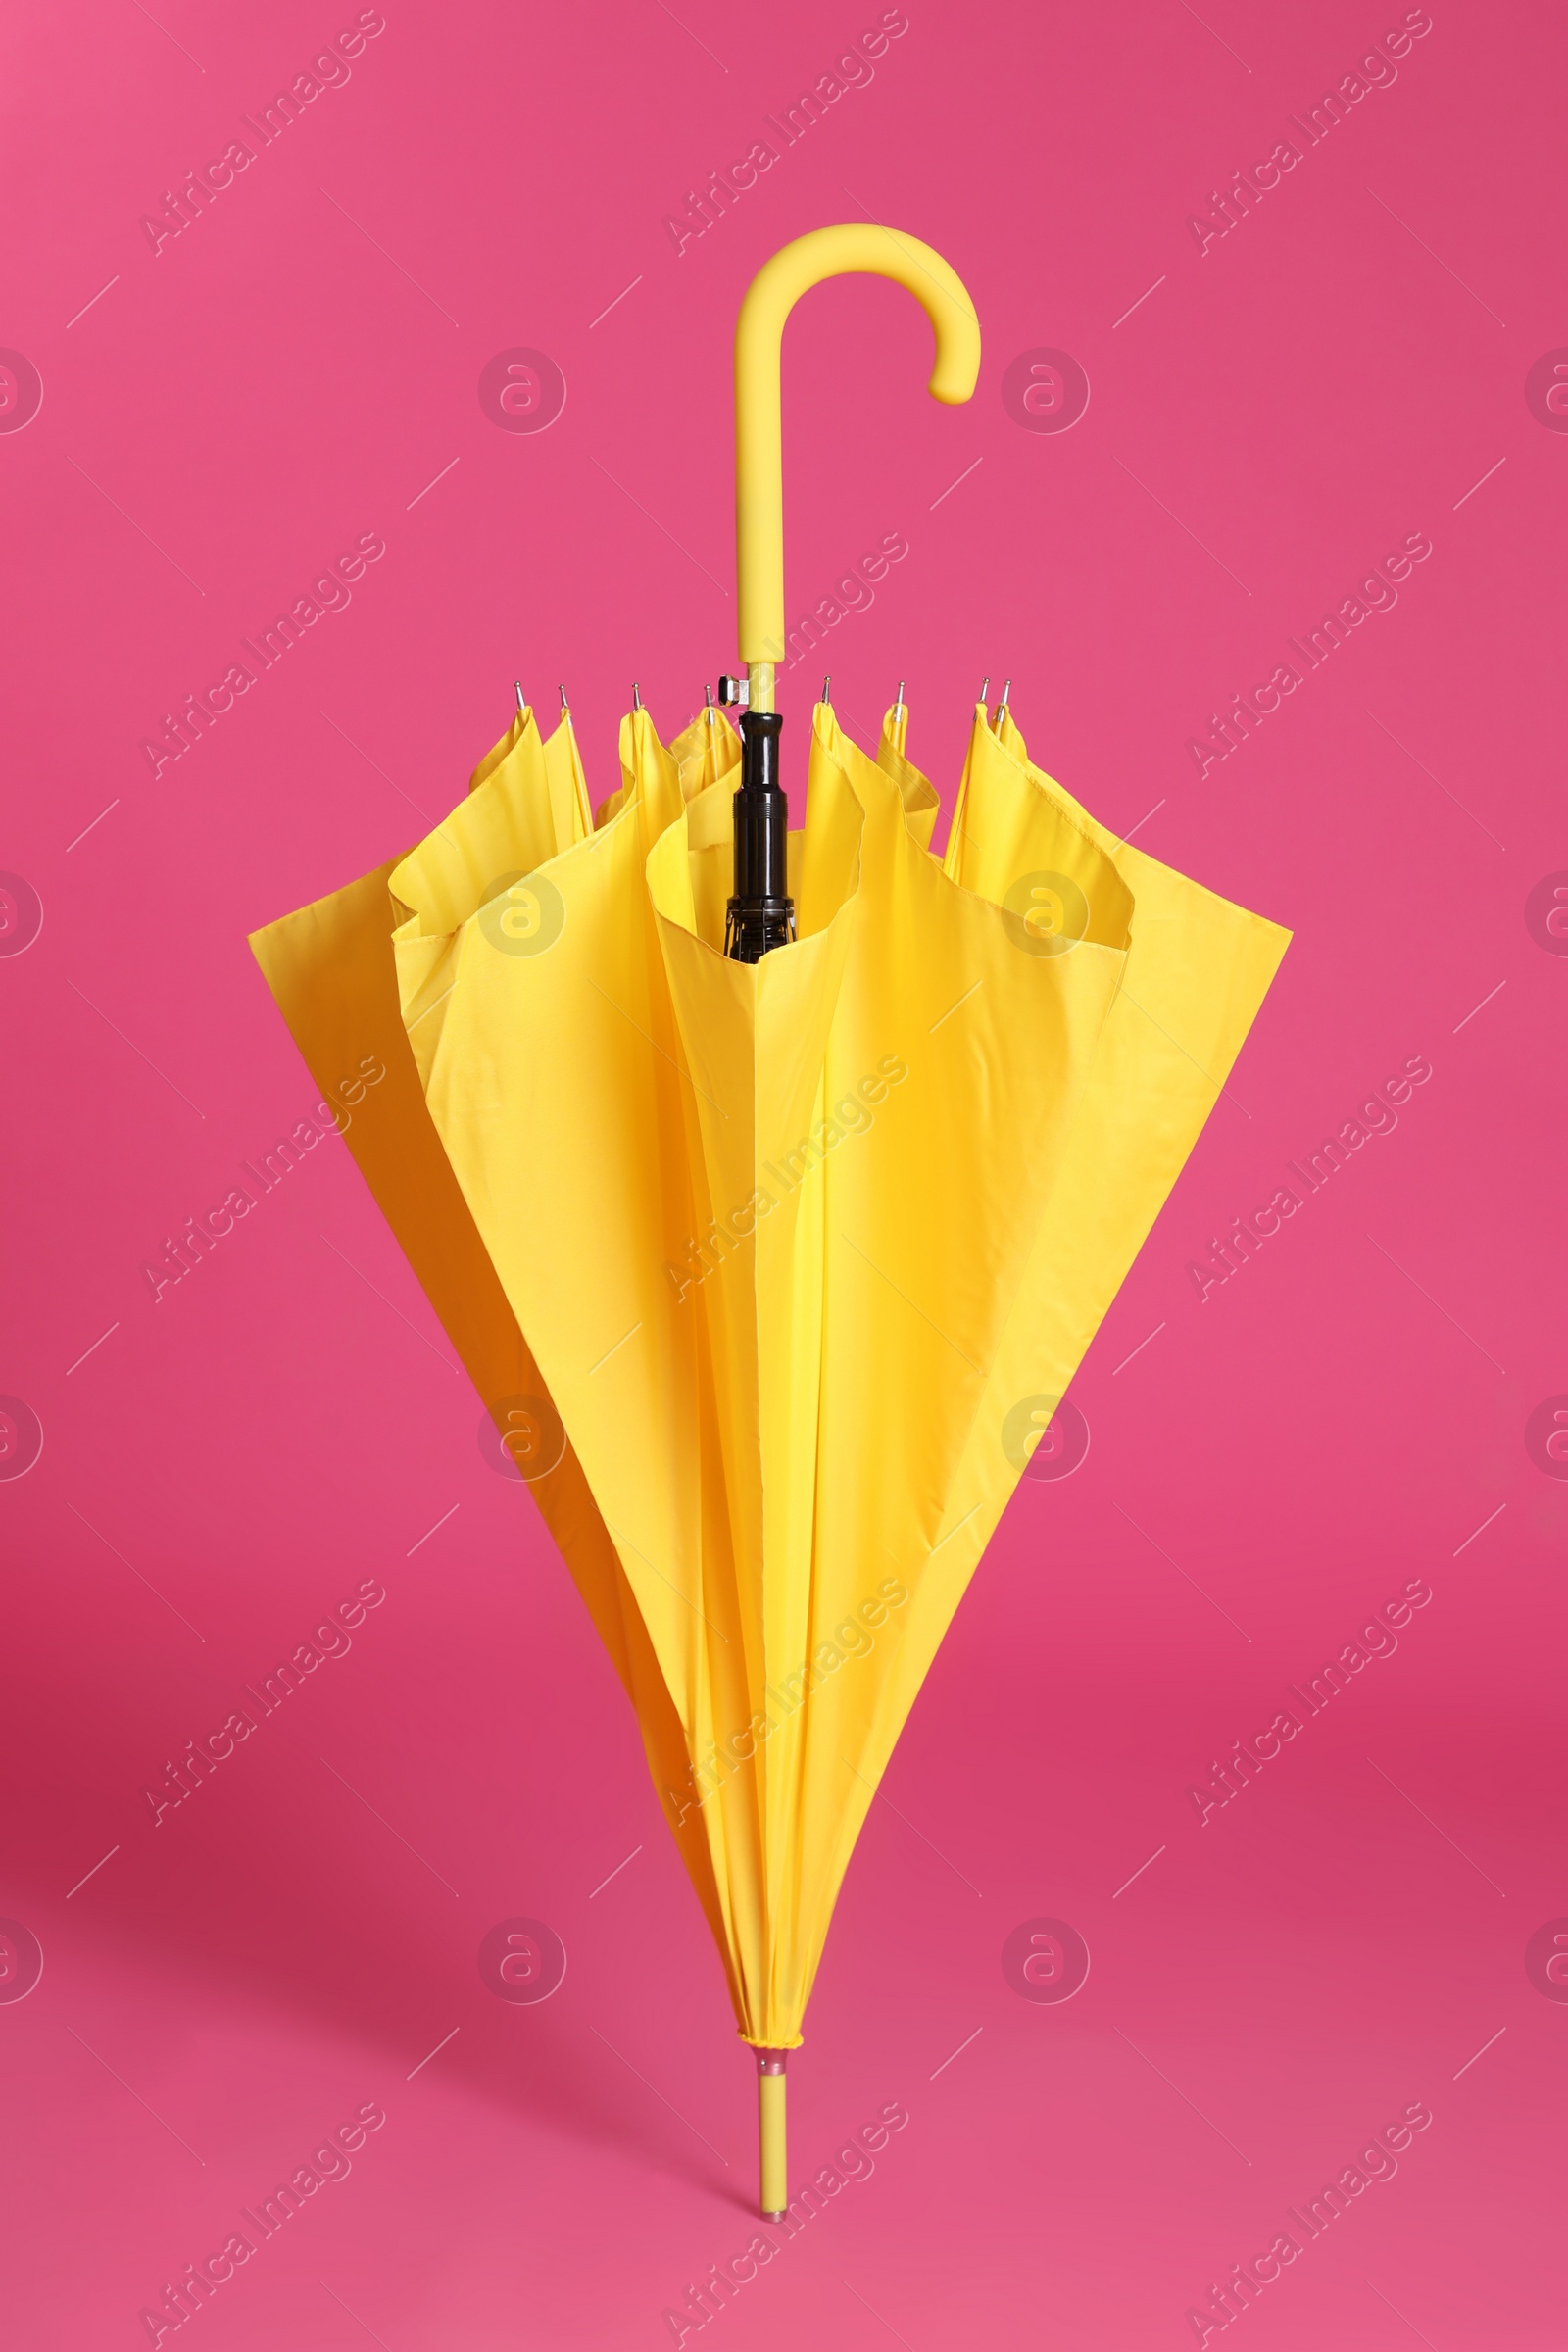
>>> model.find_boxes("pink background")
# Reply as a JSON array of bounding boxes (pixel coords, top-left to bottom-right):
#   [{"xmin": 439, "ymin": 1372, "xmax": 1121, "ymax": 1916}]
[{"xmin": 3, "ymin": 0, "xmax": 1564, "ymax": 2343}]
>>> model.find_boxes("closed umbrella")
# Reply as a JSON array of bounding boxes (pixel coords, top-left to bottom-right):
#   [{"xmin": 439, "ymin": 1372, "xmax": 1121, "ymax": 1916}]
[{"xmin": 251, "ymin": 224, "xmax": 1289, "ymax": 2221}]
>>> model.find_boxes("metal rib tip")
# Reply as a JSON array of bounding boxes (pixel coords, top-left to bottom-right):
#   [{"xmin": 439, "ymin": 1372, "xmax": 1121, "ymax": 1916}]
[
  {"xmin": 893, "ymin": 677, "xmax": 906, "ymax": 716},
  {"xmin": 979, "ymin": 675, "xmax": 990, "ymax": 707},
  {"xmin": 705, "ymin": 682, "xmax": 715, "ymax": 719},
  {"xmin": 821, "ymin": 675, "xmax": 831, "ymax": 706},
  {"xmin": 514, "ymin": 679, "xmax": 525, "ymax": 716},
  {"xmin": 559, "ymin": 683, "xmax": 569, "ymax": 714},
  {"xmin": 998, "ymin": 678, "xmax": 1011, "ymax": 712},
  {"xmin": 632, "ymin": 681, "xmax": 642, "ymax": 712}
]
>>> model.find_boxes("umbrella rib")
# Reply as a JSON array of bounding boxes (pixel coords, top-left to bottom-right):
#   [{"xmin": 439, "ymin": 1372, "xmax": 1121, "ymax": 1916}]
[
  {"xmin": 587, "ymin": 2026, "xmax": 730, "ymax": 2164},
  {"xmin": 586, "ymin": 978, "xmax": 728, "ymax": 1118},
  {"xmin": 839, "ymin": 1234, "xmax": 985, "ymax": 1373}
]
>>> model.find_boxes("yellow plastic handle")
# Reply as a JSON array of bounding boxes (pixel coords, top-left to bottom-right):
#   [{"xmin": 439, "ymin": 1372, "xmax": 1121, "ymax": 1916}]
[{"xmin": 734, "ymin": 225, "xmax": 981, "ymax": 697}]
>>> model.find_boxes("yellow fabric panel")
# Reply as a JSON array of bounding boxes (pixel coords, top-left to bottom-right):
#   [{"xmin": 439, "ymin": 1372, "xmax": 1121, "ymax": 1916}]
[{"xmin": 252, "ymin": 688, "xmax": 1287, "ymax": 2054}]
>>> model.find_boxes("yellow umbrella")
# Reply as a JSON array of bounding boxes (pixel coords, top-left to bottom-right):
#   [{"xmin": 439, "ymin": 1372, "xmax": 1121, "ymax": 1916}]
[{"xmin": 251, "ymin": 225, "xmax": 1288, "ymax": 2220}]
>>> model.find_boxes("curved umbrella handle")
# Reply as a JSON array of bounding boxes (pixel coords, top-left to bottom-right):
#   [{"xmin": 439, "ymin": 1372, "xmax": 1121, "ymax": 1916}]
[{"xmin": 734, "ymin": 224, "xmax": 981, "ymax": 706}]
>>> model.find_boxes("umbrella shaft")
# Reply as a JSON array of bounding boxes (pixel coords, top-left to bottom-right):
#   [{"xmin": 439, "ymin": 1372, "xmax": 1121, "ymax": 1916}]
[
  {"xmin": 726, "ymin": 710, "xmax": 796, "ymax": 963},
  {"xmin": 758, "ymin": 2060, "xmax": 787, "ymax": 2218}
]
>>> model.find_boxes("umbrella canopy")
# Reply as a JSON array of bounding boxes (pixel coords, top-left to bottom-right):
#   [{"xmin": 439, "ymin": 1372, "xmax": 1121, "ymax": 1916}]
[{"xmin": 250, "ymin": 226, "xmax": 1289, "ymax": 2218}]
